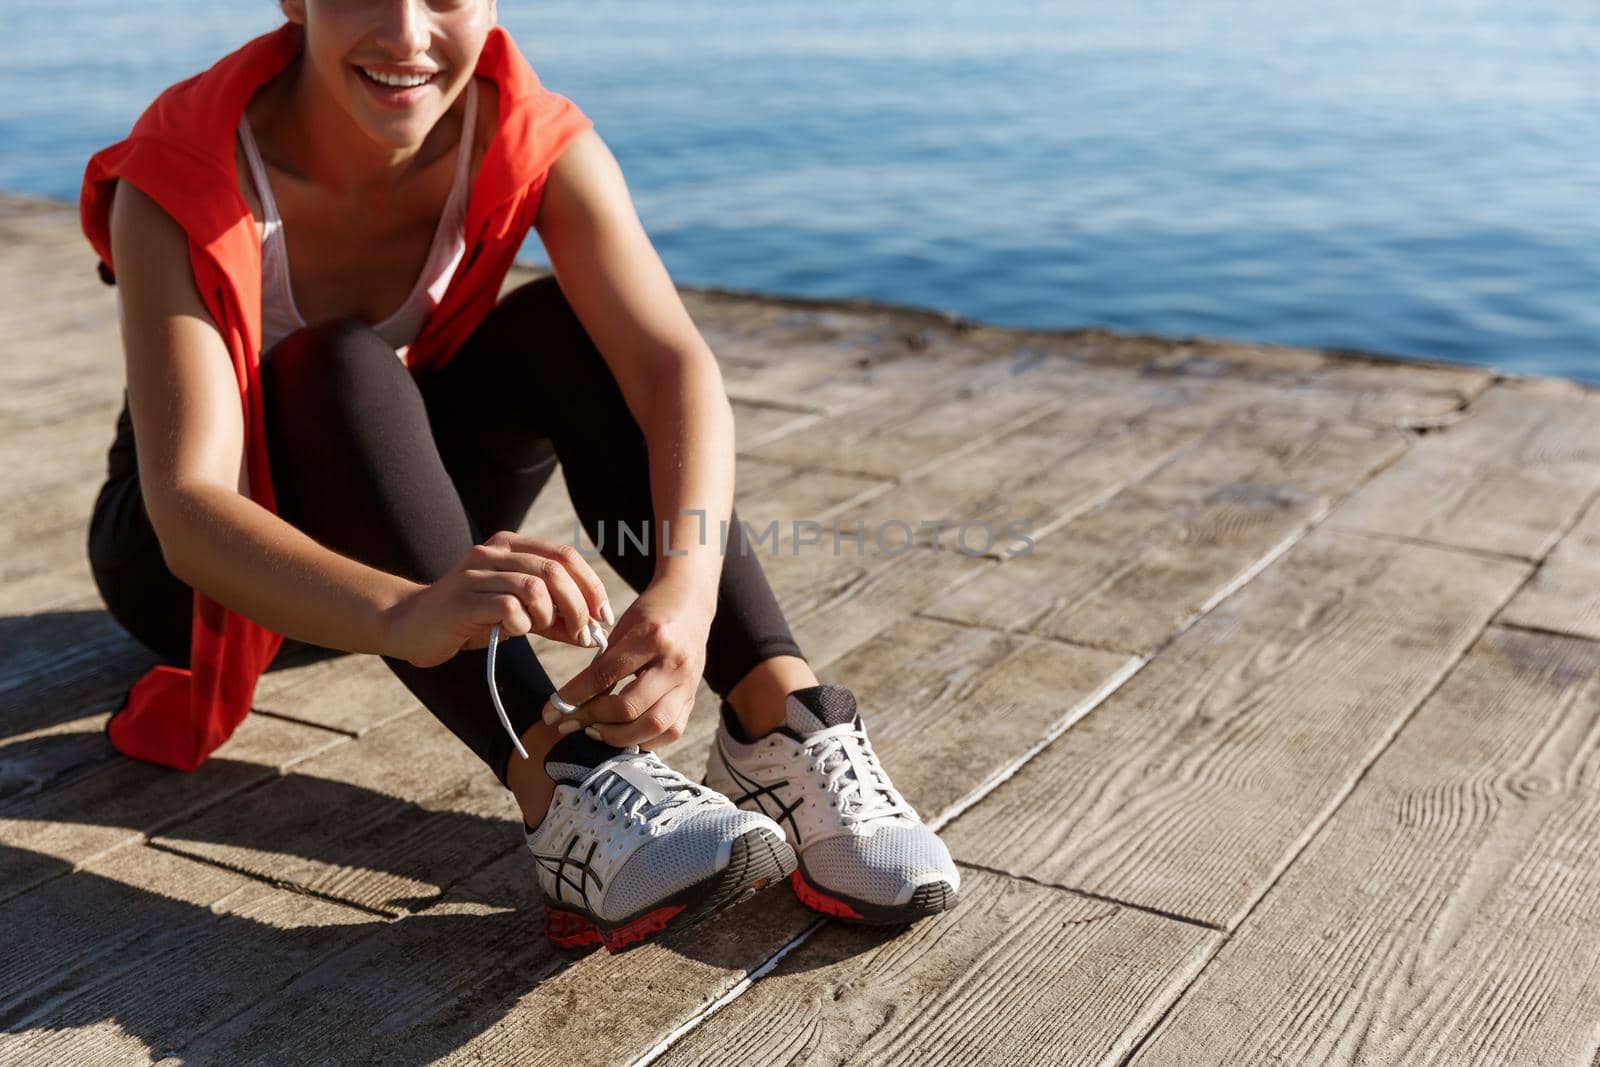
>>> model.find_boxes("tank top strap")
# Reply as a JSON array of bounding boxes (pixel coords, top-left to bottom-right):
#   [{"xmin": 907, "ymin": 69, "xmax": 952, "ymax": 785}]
[{"xmin": 236, "ymin": 114, "xmax": 283, "ymax": 233}]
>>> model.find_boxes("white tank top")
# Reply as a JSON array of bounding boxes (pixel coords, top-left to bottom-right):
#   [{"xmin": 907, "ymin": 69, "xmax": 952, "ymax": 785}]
[{"xmin": 236, "ymin": 78, "xmax": 478, "ymax": 359}]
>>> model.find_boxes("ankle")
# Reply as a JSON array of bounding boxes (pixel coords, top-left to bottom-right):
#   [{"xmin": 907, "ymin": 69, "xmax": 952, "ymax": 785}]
[
  {"xmin": 505, "ymin": 722, "xmax": 561, "ymax": 830},
  {"xmin": 725, "ymin": 655, "xmax": 816, "ymax": 739}
]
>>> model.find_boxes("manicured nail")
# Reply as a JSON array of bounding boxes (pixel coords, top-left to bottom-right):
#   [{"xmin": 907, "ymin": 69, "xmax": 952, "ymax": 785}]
[
  {"xmin": 584, "ymin": 725, "xmax": 603, "ymax": 741},
  {"xmin": 600, "ymin": 601, "xmax": 615, "ymax": 626},
  {"xmin": 557, "ymin": 718, "xmax": 584, "ymax": 736},
  {"xmin": 541, "ymin": 703, "xmax": 557, "ymax": 726}
]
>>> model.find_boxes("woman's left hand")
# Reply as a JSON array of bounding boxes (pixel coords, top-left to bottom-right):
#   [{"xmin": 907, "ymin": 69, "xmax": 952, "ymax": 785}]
[{"xmin": 540, "ymin": 573, "xmax": 715, "ymax": 750}]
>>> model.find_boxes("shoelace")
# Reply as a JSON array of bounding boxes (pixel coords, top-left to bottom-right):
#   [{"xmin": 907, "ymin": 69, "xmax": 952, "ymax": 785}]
[
  {"xmin": 574, "ymin": 750, "xmax": 724, "ymax": 833},
  {"xmin": 802, "ymin": 722, "xmax": 915, "ymax": 826},
  {"xmin": 488, "ymin": 617, "xmax": 610, "ymax": 760}
]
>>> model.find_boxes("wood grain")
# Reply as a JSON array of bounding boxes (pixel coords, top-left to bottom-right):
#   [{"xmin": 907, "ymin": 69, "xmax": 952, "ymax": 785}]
[
  {"xmin": 924, "ymin": 411, "xmax": 1404, "ymax": 653},
  {"xmin": 0, "ymin": 842, "xmax": 377, "ymax": 1063},
  {"xmin": 656, "ymin": 867, "xmax": 1220, "ymax": 1067},
  {"xmin": 942, "ymin": 526, "xmax": 1528, "ymax": 929},
  {"xmin": 1134, "ymin": 626, "xmax": 1600, "ymax": 1065},
  {"xmin": 146, "ymin": 708, "xmax": 522, "ymax": 917},
  {"xmin": 1331, "ymin": 383, "xmax": 1600, "ymax": 558}
]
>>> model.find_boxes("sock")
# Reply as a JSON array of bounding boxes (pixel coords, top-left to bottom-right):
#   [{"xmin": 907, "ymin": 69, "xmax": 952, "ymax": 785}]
[
  {"xmin": 546, "ymin": 729, "xmax": 625, "ymax": 769},
  {"xmin": 720, "ymin": 699, "xmax": 759, "ymax": 743}
]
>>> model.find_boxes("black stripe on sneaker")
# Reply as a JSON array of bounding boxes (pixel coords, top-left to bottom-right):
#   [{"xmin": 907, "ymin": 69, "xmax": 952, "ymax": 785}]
[{"xmin": 718, "ymin": 742, "xmax": 806, "ymax": 844}]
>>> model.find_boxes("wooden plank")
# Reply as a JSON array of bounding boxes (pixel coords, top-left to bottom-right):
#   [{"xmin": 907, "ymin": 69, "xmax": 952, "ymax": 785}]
[
  {"xmin": 924, "ymin": 413, "xmax": 1404, "ymax": 654},
  {"xmin": 1331, "ymin": 382, "xmax": 1600, "ymax": 558},
  {"xmin": 146, "ymin": 708, "xmax": 521, "ymax": 917},
  {"xmin": 942, "ymin": 526, "xmax": 1528, "ymax": 929},
  {"xmin": 862, "ymin": 373, "xmax": 1225, "ymax": 560},
  {"xmin": 655, "ymin": 868, "xmax": 1219, "ymax": 1067},
  {"xmin": 1499, "ymin": 494, "xmax": 1600, "ymax": 640},
  {"xmin": 742, "ymin": 362, "xmax": 1056, "ymax": 481},
  {"xmin": 0, "ymin": 601, "xmax": 167, "ymax": 743},
  {"xmin": 1146, "ymin": 343, "xmax": 1494, "ymax": 430},
  {"xmin": 0, "ymin": 843, "xmax": 377, "ymax": 1062},
  {"xmin": 0, "ymin": 699, "xmax": 345, "ymax": 903},
  {"xmin": 0, "ymin": 586, "xmax": 371, "ymax": 800},
  {"xmin": 730, "ymin": 398, "xmax": 825, "ymax": 452},
  {"xmin": 767, "ymin": 536, "xmax": 992, "ymax": 673},
  {"xmin": 1134, "ymin": 626, "xmax": 1600, "ymax": 1065},
  {"xmin": 1296, "ymin": 357, "xmax": 1493, "ymax": 428}
]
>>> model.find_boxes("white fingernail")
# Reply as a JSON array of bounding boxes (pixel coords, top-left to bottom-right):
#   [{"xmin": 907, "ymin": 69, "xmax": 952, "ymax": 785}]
[
  {"xmin": 584, "ymin": 726, "xmax": 603, "ymax": 741},
  {"xmin": 600, "ymin": 601, "xmax": 615, "ymax": 626}
]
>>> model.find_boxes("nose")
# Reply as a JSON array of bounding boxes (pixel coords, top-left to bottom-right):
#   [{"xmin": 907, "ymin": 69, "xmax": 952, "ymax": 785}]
[{"xmin": 373, "ymin": 0, "xmax": 432, "ymax": 59}]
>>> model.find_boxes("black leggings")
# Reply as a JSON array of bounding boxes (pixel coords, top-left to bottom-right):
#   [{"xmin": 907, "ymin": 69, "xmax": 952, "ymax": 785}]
[{"xmin": 86, "ymin": 275, "xmax": 806, "ymax": 786}]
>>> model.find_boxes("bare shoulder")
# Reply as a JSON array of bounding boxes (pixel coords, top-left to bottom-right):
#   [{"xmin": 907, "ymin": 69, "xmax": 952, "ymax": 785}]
[
  {"xmin": 109, "ymin": 179, "xmax": 201, "ymax": 295},
  {"xmin": 535, "ymin": 127, "xmax": 624, "ymax": 231}
]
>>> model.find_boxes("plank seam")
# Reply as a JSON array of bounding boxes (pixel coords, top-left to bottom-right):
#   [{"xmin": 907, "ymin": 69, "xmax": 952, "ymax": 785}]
[
  {"xmin": 1326, "ymin": 522, "xmax": 1537, "ymax": 565},
  {"xmin": 141, "ymin": 839, "xmax": 404, "ymax": 920},
  {"xmin": 953, "ymin": 859, "xmax": 1226, "ymax": 933},
  {"xmin": 1493, "ymin": 619, "xmax": 1600, "ymax": 647},
  {"xmin": 909, "ymin": 608, "xmax": 1143, "ymax": 657},
  {"xmin": 627, "ymin": 917, "xmax": 829, "ymax": 1067}
]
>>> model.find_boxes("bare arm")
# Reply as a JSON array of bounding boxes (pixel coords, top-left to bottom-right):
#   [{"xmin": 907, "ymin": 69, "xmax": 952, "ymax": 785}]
[
  {"xmin": 534, "ymin": 128, "xmax": 736, "ymax": 609},
  {"xmin": 110, "ymin": 179, "xmax": 420, "ymax": 654},
  {"xmin": 529, "ymin": 128, "xmax": 745, "ymax": 747}
]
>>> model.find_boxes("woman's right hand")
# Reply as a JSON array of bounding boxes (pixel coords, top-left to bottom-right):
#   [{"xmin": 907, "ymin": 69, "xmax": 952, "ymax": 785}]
[{"xmin": 380, "ymin": 531, "xmax": 612, "ymax": 668}]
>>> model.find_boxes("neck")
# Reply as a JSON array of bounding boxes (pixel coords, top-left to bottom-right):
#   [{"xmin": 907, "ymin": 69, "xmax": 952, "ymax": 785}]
[{"xmin": 277, "ymin": 53, "xmax": 462, "ymax": 199}]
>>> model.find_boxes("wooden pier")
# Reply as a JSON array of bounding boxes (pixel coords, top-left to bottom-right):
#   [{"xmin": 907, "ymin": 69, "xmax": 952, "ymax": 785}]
[{"xmin": 4, "ymin": 188, "xmax": 1600, "ymax": 1065}]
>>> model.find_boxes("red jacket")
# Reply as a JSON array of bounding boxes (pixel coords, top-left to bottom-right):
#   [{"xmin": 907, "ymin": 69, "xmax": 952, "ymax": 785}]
[{"xmin": 80, "ymin": 21, "xmax": 592, "ymax": 771}]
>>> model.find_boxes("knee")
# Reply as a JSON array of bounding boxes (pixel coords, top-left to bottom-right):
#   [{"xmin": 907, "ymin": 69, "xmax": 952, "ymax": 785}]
[
  {"xmin": 262, "ymin": 317, "xmax": 417, "ymax": 423},
  {"xmin": 266, "ymin": 317, "xmax": 398, "ymax": 387}
]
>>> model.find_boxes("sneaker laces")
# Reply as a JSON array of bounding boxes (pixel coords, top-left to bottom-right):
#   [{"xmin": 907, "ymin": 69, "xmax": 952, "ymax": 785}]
[
  {"xmin": 800, "ymin": 722, "xmax": 915, "ymax": 827},
  {"xmin": 488, "ymin": 618, "xmax": 610, "ymax": 759},
  {"xmin": 575, "ymin": 750, "xmax": 725, "ymax": 834}
]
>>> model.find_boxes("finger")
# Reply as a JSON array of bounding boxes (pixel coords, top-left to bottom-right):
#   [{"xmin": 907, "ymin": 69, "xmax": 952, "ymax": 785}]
[
  {"xmin": 466, "ymin": 592, "xmax": 533, "ymax": 642},
  {"xmin": 570, "ymin": 660, "xmax": 673, "ymax": 726},
  {"xmin": 526, "ymin": 555, "xmax": 590, "ymax": 644},
  {"xmin": 589, "ymin": 682, "xmax": 691, "ymax": 749},
  {"xmin": 477, "ymin": 551, "xmax": 591, "ymax": 644},
  {"xmin": 467, "ymin": 569, "xmax": 557, "ymax": 634},
  {"xmin": 489, "ymin": 534, "xmax": 612, "ymax": 625},
  {"xmin": 539, "ymin": 630, "xmax": 659, "ymax": 725}
]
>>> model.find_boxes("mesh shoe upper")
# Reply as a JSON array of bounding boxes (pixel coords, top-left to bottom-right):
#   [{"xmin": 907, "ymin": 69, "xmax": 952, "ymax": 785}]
[
  {"xmin": 706, "ymin": 683, "xmax": 961, "ymax": 908},
  {"xmin": 527, "ymin": 741, "xmax": 784, "ymax": 924}
]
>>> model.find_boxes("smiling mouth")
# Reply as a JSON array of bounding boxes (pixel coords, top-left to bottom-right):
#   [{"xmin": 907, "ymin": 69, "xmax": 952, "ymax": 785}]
[{"xmin": 356, "ymin": 66, "xmax": 441, "ymax": 90}]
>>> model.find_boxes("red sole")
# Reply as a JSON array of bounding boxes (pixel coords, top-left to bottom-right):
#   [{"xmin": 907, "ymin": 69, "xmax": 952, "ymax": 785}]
[
  {"xmin": 788, "ymin": 868, "xmax": 866, "ymax": 920},
  {"xmin": 545, "ymin": 902, "xmax": 688, "ymax": 953}
]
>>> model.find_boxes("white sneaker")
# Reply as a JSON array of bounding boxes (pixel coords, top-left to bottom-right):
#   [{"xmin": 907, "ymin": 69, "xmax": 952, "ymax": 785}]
[
  {"xmin": 704, "ymin": 683, "xmax": 960, "ymax": 924},
  {"xmin": 526, "ymin": 736, "xmax": 796, "ymax": 953}
]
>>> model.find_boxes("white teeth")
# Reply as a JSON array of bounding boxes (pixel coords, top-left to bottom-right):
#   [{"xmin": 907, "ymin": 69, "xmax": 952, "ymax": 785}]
[{"xmin": 361, "ymin": 67, "xmax": 434, "ymax": 88}]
